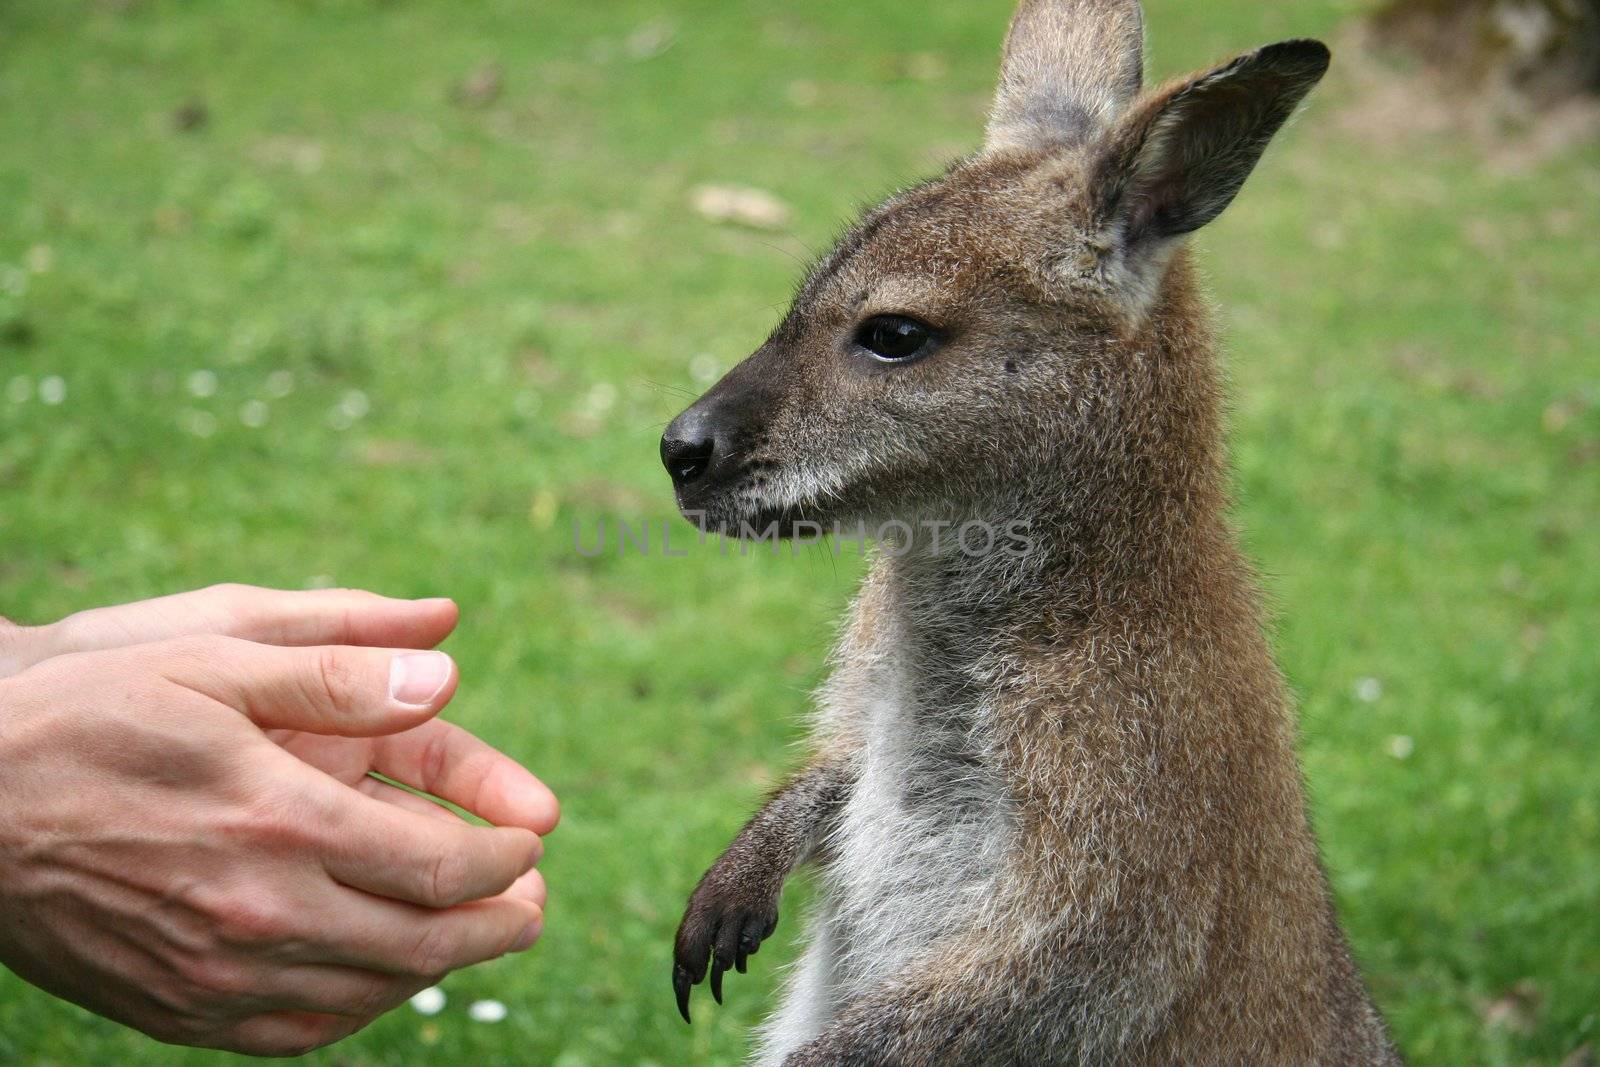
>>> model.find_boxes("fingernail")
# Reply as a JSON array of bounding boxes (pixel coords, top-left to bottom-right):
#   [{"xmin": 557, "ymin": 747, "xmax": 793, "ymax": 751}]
[
  {"xmin": 511, "ymin": 912, "xmax": 543, "ymax": 952},
  {"xmin": 389, "ymin": 651, "xmax": 452, "ymax": 706}
]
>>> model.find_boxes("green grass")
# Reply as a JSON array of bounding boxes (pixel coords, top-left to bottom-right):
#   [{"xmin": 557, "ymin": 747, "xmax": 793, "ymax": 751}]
[{"xmin": 1, "ymin": 0, "xmax": 1597, "ymax": 1063}]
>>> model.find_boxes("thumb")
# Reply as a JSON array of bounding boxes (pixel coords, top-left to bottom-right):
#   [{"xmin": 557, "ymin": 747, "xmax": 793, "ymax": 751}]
[{"xmin": 152, "ymin": 635, "xmax": 458, "ymax": 734}]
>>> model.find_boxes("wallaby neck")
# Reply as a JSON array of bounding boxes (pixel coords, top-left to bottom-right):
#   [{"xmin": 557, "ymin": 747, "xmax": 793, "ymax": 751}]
[{"xmin": 875, "ymin": 490, "xmax": 1230, "ymax": 660}]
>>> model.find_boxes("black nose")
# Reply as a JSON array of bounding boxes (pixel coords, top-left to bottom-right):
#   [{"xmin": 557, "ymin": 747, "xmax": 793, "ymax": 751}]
[{"xmin": 660, "ymin": 419, "xmax": 716, "ymax": 485}]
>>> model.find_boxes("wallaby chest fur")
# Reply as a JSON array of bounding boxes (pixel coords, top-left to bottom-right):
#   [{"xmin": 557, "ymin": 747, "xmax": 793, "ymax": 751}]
[
  {"xmin": 661, "ymin": 3, "xmax": 1401, "ymax": 1063},
  {"xmin": 786, "ymin": 567, "xmax": 1014, "ymax": 1024}
]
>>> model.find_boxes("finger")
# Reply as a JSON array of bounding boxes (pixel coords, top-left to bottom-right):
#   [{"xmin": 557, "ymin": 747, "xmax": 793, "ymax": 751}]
[
  {"xmin": 216, "ymin": 587, "xmax": 457, "ymax": 649},
  {"xmin": 318, "ymin": 891, "xmax": 543, "ymax": 978},
  {"xmin": 320, "ymin": 785, "xmax": 542, "ymax": 908},
  {"xmin": 356, "ymin": 777, "xmax": 464, "ymax": 824},
  {"xmin": 157, "ymin": 636, "xmax": 458, "ymax": 736},
  {"xmin": 271, "ymin": 968, "xmax": 425, "ymax": 1019},
  {"xmin": 737, "ymin": 912, "xmax": 771, "ymax": 972},
  {"xmin": 352, "ymin": 781, "xmax": 547, "ymax": 908},
  {"xmin": 243, "ymin": 963, "xmax": 427, "ymax": 1020},
  {"xmin": 51, "ymin": 585, "xmax": 458, "ymax": 656},
  {"xmin": 224, "ymin": 1010, "xmax": 367, "ymax": 1057},
  {"xmin": 673, "ymin": 912, "xmax": 714, "ymax": 1023},
  {"xmin": 506, "ymin": 865, "xmax": 548, "ymax": 910},
  {"xmin": 373, "ymin": 718, "xmax": 560, "ymax": 834}
]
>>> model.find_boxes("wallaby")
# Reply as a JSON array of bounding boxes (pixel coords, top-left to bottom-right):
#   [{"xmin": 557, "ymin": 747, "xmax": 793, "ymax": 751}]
[{"xmin": 659, "ymin": 1, "xmax": 1400, "ymax": 1064}]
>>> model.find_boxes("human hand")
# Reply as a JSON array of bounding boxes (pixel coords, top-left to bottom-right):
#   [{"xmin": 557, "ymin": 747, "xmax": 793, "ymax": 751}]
[
  {"xmin": 0, "ymin": 589, "xmax": 559, "ymax": 1055},
  {"xmin": 0, "ymin": 584, "xmax": 558, "ymax": 835}
]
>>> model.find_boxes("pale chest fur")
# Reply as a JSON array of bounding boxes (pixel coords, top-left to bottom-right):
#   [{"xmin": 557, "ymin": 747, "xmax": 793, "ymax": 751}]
[{"xmin": 811, "ymin": 580, "xmax": 1017, "ymax": 991}]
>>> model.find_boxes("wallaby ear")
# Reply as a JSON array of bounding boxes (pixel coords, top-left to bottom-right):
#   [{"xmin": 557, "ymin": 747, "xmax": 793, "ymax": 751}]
[
  {"xmin": 1090, "ymin": 39, "xmax": 1330, "ymax": 247},
  {"xmin": 985, "ymin": 0, "xmax": 1145, "ymax": 154}
]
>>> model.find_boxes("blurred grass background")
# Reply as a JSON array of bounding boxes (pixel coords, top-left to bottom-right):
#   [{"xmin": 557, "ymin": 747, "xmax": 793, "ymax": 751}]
[{"xmin": 1, "ymin": 0, "xmax": 1597, "ymax": 1064}]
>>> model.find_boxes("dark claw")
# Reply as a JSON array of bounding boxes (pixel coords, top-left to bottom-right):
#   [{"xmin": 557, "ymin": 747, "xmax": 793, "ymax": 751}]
[
  {"xmin": 673, "ymin": 963, "xmax": 693, "ymax": 1023},
  {"xmin": 737, "ymin": 925, "xmax": 762, "ymax": 973},
  {"xmin": 675, "ymin": 878, "xmax": 780, "ymax": 1022}
]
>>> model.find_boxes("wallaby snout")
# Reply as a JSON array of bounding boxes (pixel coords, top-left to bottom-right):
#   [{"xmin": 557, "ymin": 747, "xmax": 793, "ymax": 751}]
[
  {"xmin": 659, "ymin": 412, "xmax": 715, "ymax": 488},
  {"xmin": 660, "ymin": 349, "xmax": 784, "ymax": 527}
]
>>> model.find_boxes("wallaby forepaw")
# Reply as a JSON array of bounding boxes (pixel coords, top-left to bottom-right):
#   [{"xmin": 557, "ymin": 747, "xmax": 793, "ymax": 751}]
[{"xmin": 671, "ymin": 870, "xmax": 781, "ymax": 1022}]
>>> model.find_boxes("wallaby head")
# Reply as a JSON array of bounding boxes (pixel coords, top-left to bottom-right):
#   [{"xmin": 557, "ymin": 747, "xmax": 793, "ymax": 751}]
[{"xmin": 662, "ymin": 0, "xmax": 1329, "ymax": 544}]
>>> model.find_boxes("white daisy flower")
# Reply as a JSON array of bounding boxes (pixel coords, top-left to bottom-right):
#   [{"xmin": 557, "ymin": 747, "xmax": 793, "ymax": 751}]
[
  {"xmin": 339, "ymin": 389, "xmax": 370, "ymax": 419},
  {"xmin": 187, "ymin": 370, "xmax": 218, "ymax": 398},
  {"xmin": 467, "ymin": 999, "xmax": 508, "ymax": 1023},
  {"xmin": 409, "ymin": 986, "xmax": 446, "ymax": 1016}
]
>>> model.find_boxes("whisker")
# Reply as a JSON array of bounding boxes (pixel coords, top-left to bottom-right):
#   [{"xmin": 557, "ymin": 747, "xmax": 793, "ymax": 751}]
[{"xmin": 638, "ymin": 377, "xmax": 700, "ymax": 400}]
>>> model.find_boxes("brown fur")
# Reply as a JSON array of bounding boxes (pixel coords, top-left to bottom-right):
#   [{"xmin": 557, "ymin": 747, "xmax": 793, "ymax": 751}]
[{"xmin": 663, "ymin": 3, "xmax": 1399, "ymax": 1063}]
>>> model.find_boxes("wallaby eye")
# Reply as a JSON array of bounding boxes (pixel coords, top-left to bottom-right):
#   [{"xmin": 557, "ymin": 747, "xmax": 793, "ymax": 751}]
[{"xmin": 855, "ymin": 315, "xmax": 935, "ymax": 363}]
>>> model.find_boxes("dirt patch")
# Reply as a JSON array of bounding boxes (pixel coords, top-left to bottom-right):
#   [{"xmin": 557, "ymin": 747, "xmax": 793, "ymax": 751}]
[
  {"xmin": 1371, "ymin": 0, "xmax": 1600, "ymax": 101},
  {"xmin": 1333, "ymin": 17, "xmax": 1600, "ymax": 172}
]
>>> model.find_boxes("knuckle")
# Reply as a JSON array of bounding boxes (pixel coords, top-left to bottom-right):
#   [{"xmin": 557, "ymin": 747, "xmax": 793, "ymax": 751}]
[
  {"xmin": 329, "ymin": 588, "xmax": 381, "ymax": 642},
  {"xmin": 220, "ymin": 789, "xmax": 318, "ymax": 849},
  {"xmin": 211, "ymin": 894, "xmax": 295, "ymax": 947},
  {"xmin": 156, "ymin": 632, "xmax": 233, "ymax": 669},
  {"xmin": 351, "ymin": 978, "xmax": 403, "ymax": 1018},
  {"xmin": 405, "ymin": 923, "xmax": 457, "ymax": 979},
  {"xmin": 206, "ymin": 583, "xmax": 263, "ymax": 629},
  {"xmin": 203, "ymin": 582, "xmax": 253, "ymax": 612},
  {"xmin": 0, "ymin": 617, "xmax": 32, "ymax": 671},
  {"xmin": 179, "ymin": 955, "xmax": 254, "ymax": 1000},
  {"xmin": 310, "ymin": 646, "xmax": 359, "ymax": 714},
  {"xmin": 425, "ymin": 847, "xmax": 472, "ymax": 906},
  {"xmin": 418, "ymin": 731, "xmax": 452, "ymax": 792},
  {"xmin": 204, "ymin": 582, "xmax": 254, "ymax": 599},
  {"xmin": 43, "ymin": 609, "xmax": 88, "ymax": 650}
]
